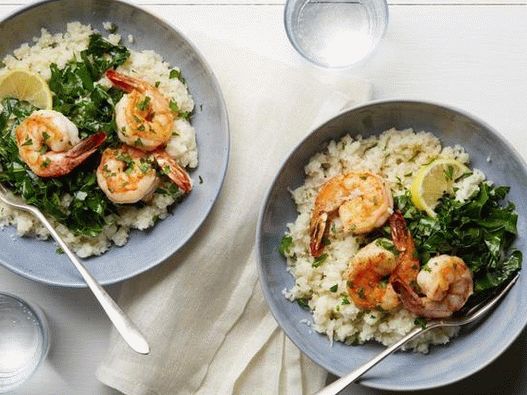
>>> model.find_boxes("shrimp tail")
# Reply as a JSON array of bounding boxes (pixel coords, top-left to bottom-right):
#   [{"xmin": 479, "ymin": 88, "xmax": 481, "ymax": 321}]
[
  {"xmin": 105, "ymin": 70, "xmax": 139, "ymax": 92},
  {"xmin": 391, "ymin": 277, "xmax": 424, "ymax": 312},
  {"xmin": 389, "ymin": 211, "xmax": 415, "ymax": 253},
  {"xmin": 66, "ymin": 132, "xmax": 106, "ymax": 159},
  {"xmin": 153, "ymin": 151, "xmax": 192, "ymax": 193},
  {"xmin": 309, "ymin": 212, "xmax": 328, "ymax": 257},
  {"xmin": 392, "ymin": 278, "xmax": 455, "ymax": 318},
  {"xmin": 39, "ymin": 132, "xmax": 106, "ymax": 178}
]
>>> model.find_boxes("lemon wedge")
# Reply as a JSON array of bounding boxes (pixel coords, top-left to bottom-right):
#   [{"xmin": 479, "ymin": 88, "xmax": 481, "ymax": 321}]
[
  {"xmin": 0, "ymin": 69, "xmax": 52, "ymax": 109},
  {"xmin": 410, "ymin": 159, "xmax": 470, "ymax": 217}
]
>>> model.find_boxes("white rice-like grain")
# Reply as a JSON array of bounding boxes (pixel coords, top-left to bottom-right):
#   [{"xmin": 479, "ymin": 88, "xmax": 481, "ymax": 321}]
[
  {"xmin": 0, "ymin": 22, "xmax": 198, "ymax": 258},
  {"xmin": 283, "ymin": 128, "xmax": 484, "ymax": 352}
]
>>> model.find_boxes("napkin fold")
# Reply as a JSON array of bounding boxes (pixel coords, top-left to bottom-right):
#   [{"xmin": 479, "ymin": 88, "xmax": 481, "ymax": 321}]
[{"xmin": 96, "ymin": 32, "xmax": 372, "ymax": 395}]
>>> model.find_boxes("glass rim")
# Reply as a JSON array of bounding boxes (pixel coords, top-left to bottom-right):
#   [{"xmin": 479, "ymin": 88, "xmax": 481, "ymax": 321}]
[{"xmin": 283, "ymin": 0, "xmax": 390, "ymax": 69}]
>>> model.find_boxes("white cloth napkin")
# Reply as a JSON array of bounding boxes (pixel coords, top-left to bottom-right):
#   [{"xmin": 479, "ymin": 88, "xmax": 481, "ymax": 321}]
[{"xmin": 96, "ymin": 33, "xmax": 372, "ymax": 395}]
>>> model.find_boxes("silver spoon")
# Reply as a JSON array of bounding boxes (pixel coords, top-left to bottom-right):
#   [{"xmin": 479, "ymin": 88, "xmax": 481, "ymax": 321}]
[
  {"xmin": 0, "ymin": 183, "xmax": 150, "ymax": 355},
  {"xmin": 317, "ymin": 272, "xmax": 520, "ymax": 395}
]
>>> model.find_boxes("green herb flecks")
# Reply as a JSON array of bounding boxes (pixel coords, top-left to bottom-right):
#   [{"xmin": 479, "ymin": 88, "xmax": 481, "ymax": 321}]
[
  {"xmin": 136, "ymin": 96, "xmax": 151, "ymax": 111},
  {"xmin": 279, "ymin": 235, "xmax": 293, "ymax": 257},
  {"xmin": 297, "ymin": 298, "xmax": 310, "ymax": 310},
  {"xmin": 0, "ymin": 34, "xmax": 132, "ymax": 236},
  {"xmin": 312, "ymin": 253, "xmax": 328, "ymax": 268},
  {"xmin": 169, "ymin": 68, "xmax": 185, "ymax": 83}
]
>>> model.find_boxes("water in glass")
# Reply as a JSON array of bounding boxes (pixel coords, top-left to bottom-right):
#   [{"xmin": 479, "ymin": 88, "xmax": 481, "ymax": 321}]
[
  {"xmin": 0, "ymin": 293, "xmax": 49, "ymax": 393},
  {"xmin": 285, "ymin": 0, "xmax": 388, "ymax": 68}
]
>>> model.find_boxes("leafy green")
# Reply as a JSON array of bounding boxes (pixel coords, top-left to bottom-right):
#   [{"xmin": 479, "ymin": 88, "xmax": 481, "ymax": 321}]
[
  {"xmin": 0, "ymin": 101, "xmax": 113, "ymax": 236},
  {"xmin": 0, "ymin": 34, "xmax": 133, "ymax": 236},
  {"xmin": 329, "ymin": 284, "xmax": 338, "ymax": 293},
  {"xmin": 0, "ymin": 33, "xmax": 192, "ymax": 238},
  {"xmin": 383, "ymin": 183, "xmax": 521, "ymax": 293},
  {"xmin": 279, "ymin": 235, "xmax": 293, "ymax": 257},
  {"xmin": 49, "ymin": 34, "xmax": 128, "ymax": 142}
]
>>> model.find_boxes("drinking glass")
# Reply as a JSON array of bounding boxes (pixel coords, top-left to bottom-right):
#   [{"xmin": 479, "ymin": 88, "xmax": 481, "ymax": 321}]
[
  {"xmin": 0, "ymin": 293, "xmax": 49, "ymax": 393},
  {"xmin": 284, "ymin": 0, "xmax": 389, "ymax": 68}
]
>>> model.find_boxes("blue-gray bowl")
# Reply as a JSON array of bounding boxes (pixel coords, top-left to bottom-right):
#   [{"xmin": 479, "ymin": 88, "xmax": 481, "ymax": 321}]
[
  {"xmin": 256, "ymin": 100, "xmax": 527, "ymax": 390},
  {"xmin": 0, "ymin": 0, "xmax": 229, "ymax": 287}
]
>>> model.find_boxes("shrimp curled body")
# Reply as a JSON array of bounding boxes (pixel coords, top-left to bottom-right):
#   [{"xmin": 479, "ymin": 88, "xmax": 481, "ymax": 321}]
[
  {"xmin": 106, "ymin": 70, "xmax": 174, "ymax": 151},
  {"xmin": 310, "ymin": 171, "xmax": 393, "ymax": 257},
  {"xmin": 97, "ymin": 146, "xmax": 159, "ymax": 204},
  {"xmin": 16, "ymin": 110, "xmax": 105, "ymax": 177},
  {"xmin": 389, "ymin": 212, "xmax": 473, "ymax": 318},
  {"xmin": 97, "ymin": 146, "xmax": 193, "ymax": 204},
  {"xmin": 347, "ymin": 240, "xmax": 400, "ymax": 311}
]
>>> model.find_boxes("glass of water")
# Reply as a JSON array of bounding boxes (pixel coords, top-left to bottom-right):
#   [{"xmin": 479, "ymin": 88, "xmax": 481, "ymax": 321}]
[
  {"xmin": 284, "ymin": 0, "xmax": 389, "ymax": 68},
  {"xmin": 0, "ymin": 293, "xmax": 49, "ymax": 393}
]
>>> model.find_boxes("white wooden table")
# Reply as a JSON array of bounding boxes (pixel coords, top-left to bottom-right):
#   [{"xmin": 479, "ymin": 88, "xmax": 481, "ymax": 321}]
[{"xmin": 1, "ymin": 0, "xmax": 527, "ymax": 393}]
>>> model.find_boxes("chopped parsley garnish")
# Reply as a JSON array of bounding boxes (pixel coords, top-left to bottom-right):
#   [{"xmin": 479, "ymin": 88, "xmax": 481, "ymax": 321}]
[
  {"xmin": 169, "ymin": 68, "xmax": 184, "ymax": 82},
  {"xmin": 375, "ymin": 237, "xmax": 397, "ymax": 255},
  {"xmin": 341, "ymin": 296, "xmax": 351, "ymax": 305},
  {"xmin": 414, "ymin": 317, "xmax": 427, "ymax": 329},
  {"xmin": 297, "ymin": 298, "xmax": 310, "ymax": 310},
  {"xmin": 41, "ymin": 158, "xmax": 51, "ymax": 168},
  {"xmin": 21, "ymin": 138, "xmax": 33, "ymax": 146},
  {"xmin": 279, "ymin": 235, "xmax": 293, "ymax": 257},
  {"xmin": 312, "ymin": 253, "xmax": 328, "ymax": 268},
  {"xmin": 169, "ymin": 100, "xmax": 179, "ymax": 113},
  {"xmin": 329, "ymin": 284, "xmax": 338, "ymax": 293},
  {"xmin": 443, "ymin": 164, "xmax": 454, "ymax": 181},
  {"xmin": 136, "ymin": 96, "xmax": 151, "ymax": 111},
  {"xmin": 139, "ymin": 162, "xmax": 150, "ymax": 173}
]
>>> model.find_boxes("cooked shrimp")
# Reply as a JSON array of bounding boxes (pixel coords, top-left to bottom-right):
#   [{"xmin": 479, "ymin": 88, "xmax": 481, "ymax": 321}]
[
  {"xmin": 152, "ymin": 150, "xmax": 192, "ymax": 193},
  {"xmin": 106, "ymin": 70, "xmax": 174, "ymax": 151},
  {"xmin": 97, "ymin": 146, "xmax": 158, "ymax": 204},
  {"xmin": 309, "ymin": 171, "xmax": 393, "ymax": 257},
  {"xmin": 97, "ymin": 146, "xmax": 192, "ymax": 204},
  {"xmin": 15, "ymin": 110, "xmax": 106, "ymax": 177},
  {"xmin": 389, "ymin": 212, "xmax": 473, "ymax": 318},
  {"xmin": 347, "ymin": 239, "xmax": 400, "ymax": 311}
]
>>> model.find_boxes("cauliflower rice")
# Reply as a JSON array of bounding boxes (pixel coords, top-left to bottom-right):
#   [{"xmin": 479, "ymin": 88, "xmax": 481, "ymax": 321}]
[
  {"xmin": 283, "ymin": 128, "xmax": 485, "ymax": 353},
  {"xmin": 0, "ymin": 22, "xmax": 198, "ymax": 257}
]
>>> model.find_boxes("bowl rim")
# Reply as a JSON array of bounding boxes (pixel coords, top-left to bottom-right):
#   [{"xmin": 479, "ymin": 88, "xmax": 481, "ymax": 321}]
[
  {"xmin": 256, "ymin": 98, "xmax": 527, "ymax": 390},
  {"xmin": 0, "ymin": 0, "xmax": 230, "ymax": 288}
]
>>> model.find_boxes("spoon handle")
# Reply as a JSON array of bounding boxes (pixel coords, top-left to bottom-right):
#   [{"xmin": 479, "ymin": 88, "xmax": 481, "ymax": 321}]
[
  {"xmin": 315, "ymin": 326, "xmax": 427, "ymax": 395},
  {"xmin": 30, "ymin": 207, "xmax": 150, "ymax": 355}
]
